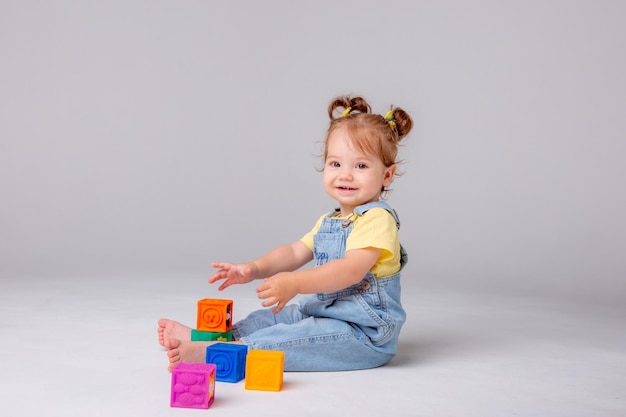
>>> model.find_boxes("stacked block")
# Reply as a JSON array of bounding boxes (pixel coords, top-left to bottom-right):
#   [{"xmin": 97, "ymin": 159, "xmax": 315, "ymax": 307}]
[
  {"xmin": 197, "ymin": 298, "xmax": 233, "ymax": 333},
  {"xmin": 167, "ymin": 297, "xmax": 286, "ymax": 409},
  {"xmin": 191, "ymin": 329, "xmax": 233, "ymax": 342},
  {"xmin": 170, "ymin": 363, "xmax": 216, "ymax": 409},
  {"xmin": 245, "ymin": 350, "xmax": 285, "ymax": 391},
  {"xmin": 207, "ymin": 343, "xmax": 248, "ymax": 383}
]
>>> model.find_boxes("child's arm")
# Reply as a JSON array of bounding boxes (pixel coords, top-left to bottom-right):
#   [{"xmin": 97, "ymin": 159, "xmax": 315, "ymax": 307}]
[
  {"xmin": 253, "ymin": 240, "xmax": 314, "ymax": 278},
  {"xmin": 209, "ymin": 241, "xmax": 313, "ymax": 291},
  {"xmin": 256, "ymin": 247, "xmax": 382, "ymax": 314}
]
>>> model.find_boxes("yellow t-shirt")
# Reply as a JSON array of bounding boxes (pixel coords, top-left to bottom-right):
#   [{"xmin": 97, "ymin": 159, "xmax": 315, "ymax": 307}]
[{"xmin": 300, "ymin": 207, "xmax": 401, "ymax": 278}]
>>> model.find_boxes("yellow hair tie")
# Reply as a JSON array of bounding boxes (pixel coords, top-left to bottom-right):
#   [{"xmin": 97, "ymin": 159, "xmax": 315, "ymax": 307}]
[
  {"xmin": 384, "ymin": 110, "xmax": 396, "ymax": 128},
  {"xmin": 340, "ymin": 107, "xmax": 352, "ymax": 118}
]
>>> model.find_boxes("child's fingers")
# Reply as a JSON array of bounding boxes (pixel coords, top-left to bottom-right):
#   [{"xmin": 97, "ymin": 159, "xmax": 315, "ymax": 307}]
[
  {"xmin": 208, "ymin": 271, "xmax": 227, "ymax": 284},
  {"xmin": 255, "ymin": 279, "xmax": 270, "ymax": 294},
  {"xmin": 272, "ymin": 302, "xmax": 285, "ymax": 315},
  {"xmin": 261, "ymin": 297, "xmax": 277, "ymax": 308}
]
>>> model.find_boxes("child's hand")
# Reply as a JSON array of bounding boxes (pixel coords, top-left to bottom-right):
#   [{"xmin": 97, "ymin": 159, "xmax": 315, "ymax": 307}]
[
  {"xmin": 209, "ymin": 262, "xmax": 257, "ymax": 291},
  {"xmin": 256, "ymin": 272, "xmax": 299, "ymax": 315}
]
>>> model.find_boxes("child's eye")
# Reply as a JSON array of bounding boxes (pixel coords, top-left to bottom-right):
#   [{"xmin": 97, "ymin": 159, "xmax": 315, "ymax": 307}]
[
  {"xmin": 356, "ymin": 163, "xmax": 368, "ymax": 169},
  {"xmin": 329, "ymin": 161, "xmax": 341, "ymax": 168}
]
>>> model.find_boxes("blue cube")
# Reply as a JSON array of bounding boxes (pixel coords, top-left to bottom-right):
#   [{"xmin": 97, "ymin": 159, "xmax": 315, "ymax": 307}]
[{"xmin": 206, "ymin": 343, "xmax": 248, "ymax": 383}]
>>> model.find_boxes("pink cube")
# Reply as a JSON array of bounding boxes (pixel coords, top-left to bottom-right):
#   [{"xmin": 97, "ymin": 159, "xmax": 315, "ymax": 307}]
[{"xmin": 170, "ymin": 362, "xmax": 216, "ymax": 409}]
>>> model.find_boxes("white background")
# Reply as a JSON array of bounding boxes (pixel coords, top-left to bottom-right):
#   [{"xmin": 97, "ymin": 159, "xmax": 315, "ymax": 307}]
[{"xmin": 1, "ymin": 1, "xmax": 625, "ymax": 416}]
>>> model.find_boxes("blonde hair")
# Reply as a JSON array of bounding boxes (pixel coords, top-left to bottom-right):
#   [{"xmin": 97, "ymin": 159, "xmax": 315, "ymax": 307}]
[{"xmin": 323, "ymin": 96, "xmax": 414, "ymax": 194}]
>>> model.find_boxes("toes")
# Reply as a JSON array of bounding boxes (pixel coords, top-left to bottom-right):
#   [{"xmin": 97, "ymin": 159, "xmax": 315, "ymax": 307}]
[
  {"xmin": 164, "ymin": 337, "xmax": 180, "ymax": 350},
  {"xmin": 167, "ymin": 348, "xmax": 181, "ymax": 372}
]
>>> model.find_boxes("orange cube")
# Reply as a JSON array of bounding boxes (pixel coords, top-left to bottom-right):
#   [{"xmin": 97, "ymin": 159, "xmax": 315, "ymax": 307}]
[
  {"xmin": 196, "ymin": 299, "xmax": 233, "ymax": 333},
  {"xmin": 245, "ymin": 350, "xmax": 284, "ymax": 391}
]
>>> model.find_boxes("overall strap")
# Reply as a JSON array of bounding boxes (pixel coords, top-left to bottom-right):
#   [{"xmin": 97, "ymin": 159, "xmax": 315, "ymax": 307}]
[
  {"xmin": 354, "ymin": 201, "xmax": 401, "ymax": 230},
  {"xmin": 327, "ymin": 208, "xmax": 341, "ymax": 218}
]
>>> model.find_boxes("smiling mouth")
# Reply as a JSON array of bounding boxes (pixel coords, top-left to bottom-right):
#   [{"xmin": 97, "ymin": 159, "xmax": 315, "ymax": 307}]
[{"xmin": 337, "ymin": 186, "xmax": 357, "ymax": 191}]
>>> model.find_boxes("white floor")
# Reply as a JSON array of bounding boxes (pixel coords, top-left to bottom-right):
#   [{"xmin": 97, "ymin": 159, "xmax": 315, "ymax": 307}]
[{"xmin": 1, "ymin": 274, "xmax": 624, "ymax": 417}]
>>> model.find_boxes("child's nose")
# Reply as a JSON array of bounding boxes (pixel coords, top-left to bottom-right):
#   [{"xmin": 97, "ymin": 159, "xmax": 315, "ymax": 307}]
[{"xmin": 339, "ymin": 168, "xmax": 353, "ymax": 180}]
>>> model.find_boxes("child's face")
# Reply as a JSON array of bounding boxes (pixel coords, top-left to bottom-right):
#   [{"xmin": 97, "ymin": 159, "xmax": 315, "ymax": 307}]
[{"xmin": 323, "ymin": 127, "xmax": 396, "ymax": 216}]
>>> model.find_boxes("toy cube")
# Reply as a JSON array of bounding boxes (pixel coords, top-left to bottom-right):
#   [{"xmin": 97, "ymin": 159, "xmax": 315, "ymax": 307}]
[
  {"xmin": 245, "ymin": 350, "xmax": 284, "ymax": 391},
  {"xmin": 191, "ymin": 329, "xmax": 233, "ymax": 342},
  {"xmin": 170, "ymin": 362, "xmax": 216, "ymax": 409},
  {"xmin": 206, "ymin": 342, "xmax": 248, "ymax": 383},
  {"xmin": 197, "ymin": 298, "xmax": 233, "ymax": 333}
]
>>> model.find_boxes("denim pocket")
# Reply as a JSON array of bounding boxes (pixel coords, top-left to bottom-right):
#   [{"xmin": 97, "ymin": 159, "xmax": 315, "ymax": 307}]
[{"xmin": 313, "ymin": 232, "xmax": 345, "ymax": 267}]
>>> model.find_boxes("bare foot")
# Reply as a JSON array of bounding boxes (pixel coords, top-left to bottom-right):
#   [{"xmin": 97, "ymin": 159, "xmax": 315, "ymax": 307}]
[
  {"xmin": 165, "ymin": 338, "xmax": 213, "ymax": 371},
  {"xmin": 157, "ymin": 319, "xmax": 192, "ymax": 347}
]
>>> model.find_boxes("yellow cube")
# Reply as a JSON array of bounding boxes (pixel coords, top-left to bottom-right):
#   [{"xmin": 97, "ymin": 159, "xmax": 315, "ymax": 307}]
[{"xmin": 245, "ymin": 350, "xmax": 284, "ymax": 391}]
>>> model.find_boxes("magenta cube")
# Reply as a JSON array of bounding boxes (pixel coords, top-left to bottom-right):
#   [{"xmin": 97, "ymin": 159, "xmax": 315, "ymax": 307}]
[{"xmin": 170, "ymin": 362, "xmax": 216, "ymax": 409}]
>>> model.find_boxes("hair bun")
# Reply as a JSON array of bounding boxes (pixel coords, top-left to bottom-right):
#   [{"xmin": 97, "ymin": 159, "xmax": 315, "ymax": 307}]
[
  {"xmin": 386, "ymin": 107, "xmax": 413, "ymax": 141},
  {"xmin": 328, "ymin": 96, "xmax": 372, "ymax": 120}
]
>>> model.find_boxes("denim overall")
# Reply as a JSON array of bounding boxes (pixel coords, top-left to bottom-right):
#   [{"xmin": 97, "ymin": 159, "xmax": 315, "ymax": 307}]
[{"xmin": 232, "ymin": 201, "xmax": 407, "ymax": 371}]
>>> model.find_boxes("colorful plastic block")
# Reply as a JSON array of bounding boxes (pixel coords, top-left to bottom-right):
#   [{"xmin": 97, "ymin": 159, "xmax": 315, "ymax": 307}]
[
  {"xmin": 191, "ymin": 329, "xmax": 233, "ymax": 342},
  {"xmin": 170, "ymin": 362, "xmax": 216, "ymax": 409},
  {"xmin": 206, "ymin": 343, "xmax": 248, "ymax": 383},
  {"xmin": 245, "ymin": 350, "xmax": 285, "ymax": 391},
  {"xmin": 197, "ymin": 298, "xmax": 233, "ymax": 333}
]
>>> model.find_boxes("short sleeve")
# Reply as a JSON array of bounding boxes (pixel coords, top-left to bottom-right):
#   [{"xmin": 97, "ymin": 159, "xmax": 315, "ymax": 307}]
[
  {"xmin": 345, "ymin": 208, "xmax": 400, "ymax": 277},
  {"xmin": 300, "ymin": 213, "xmax": 327, "ymax": 251},
  {"xmin": 345, "ymin": 208, "xmax": 398, "ymax": 253}
]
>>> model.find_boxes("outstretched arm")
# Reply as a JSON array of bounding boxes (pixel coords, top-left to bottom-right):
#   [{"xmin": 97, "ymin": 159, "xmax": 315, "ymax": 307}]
[
  {"xmin": 256, "ymin": 247, "xmax": 382, "ymax": 314},
  {"xmin": 209, "ymin": 241, "xmax": 313, "ymax": 291}
]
